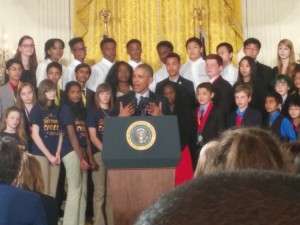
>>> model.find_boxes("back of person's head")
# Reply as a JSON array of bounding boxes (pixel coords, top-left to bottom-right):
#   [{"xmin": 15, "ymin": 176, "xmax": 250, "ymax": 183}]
[
  {"xmin": 234, "ymin": 83, "xmax": 253, "ymax": 97},
  {"xmin": 15, "ymin": 153, "xmax": 45, "ymax": 193},
  {"xmin": 281, "ymin": 142, "xmax": 300, "ymax": 173},
  {"xmin": 216, "ymin": 42, "xmax": 233, "ymax": 53},
  {"xmin": 194, "ymin": 141, "xmax": 219, "ymax": 177},
  {"xmin": 243, "ymin": 37, "xmax": 261, "ymax": 49},
  {"xmin": 156, "ymin": 41, "xmax": 174, "ymax": 51},
  {"xmin": 266, "ymin": 91, "xmax": 283, "ymax": 105},
  {"xmin": 214, "ymin": 127, "xmax": 290, "ymax": 172},
  {"xmin": 0, "ymin": 136, "xmax": 22, "ymax": 184},
  {"xmin": 135, "ymin": 170, "xmax": 300, "ymax": 225}
]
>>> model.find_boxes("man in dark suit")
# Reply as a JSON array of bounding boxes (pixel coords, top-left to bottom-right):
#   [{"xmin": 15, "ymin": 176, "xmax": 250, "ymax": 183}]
[
  {"xmin": 115, "ymin": 64, "xmax": 170, "ymax": 116},
  {"xmin": 155, "ymin": 52, "xmax": 196, "ymax": 109},
  {"xmin": 0, "ymin": 136, "xmax": 47, "ymax": 225},
  {"xmin": 243, "ymin": 38, "xmax": 275, "ymax": 91},
  {"xmin": 75, "ymin": 63, "xmax": 95, "ymax": 109},
  {"xmin": 205, "ymin": 54, "xmax": 234, "ymax": 117}
]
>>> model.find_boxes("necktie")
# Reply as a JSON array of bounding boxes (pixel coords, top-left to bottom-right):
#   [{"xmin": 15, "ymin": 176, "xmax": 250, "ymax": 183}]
[
  {"xmin": 269, "ymin": 117, "xmax": 272, "ymax": 127},
  {"xmin": 236, "ymin": 114, "xmax": 242, "ymax": 126},
  {"xmin": 81, "ymin": 89, "xmax": 86, "ymax": 96},
  {"xmin": 200, "ymin": 109, "xmax": 205, "ymax": 120}
]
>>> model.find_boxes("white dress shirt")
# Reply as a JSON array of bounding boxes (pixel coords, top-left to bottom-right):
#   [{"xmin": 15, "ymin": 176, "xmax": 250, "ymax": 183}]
[
  {"xmin": 221, "ymin": 63, "xmax": 238, "ymax": 86},
  {"xmin": 180, "ymin": 57, "xmax": 209, "ymax": 91},
  {"xmin": 62, "ymin": 59, "xmax": 81, "ymax": 90},
  {"xmin": 149, "ymin": 64, "xmax": 169, "ymax": 92},
  {"xmin": 86, "ymin": 58, "xmax": 114, "ymax": 92},
  {"xmin": 128, "ymin": 60, "xmax": 143, "ymax": 70},
  {"xmin": 36, "ymin": 59, "xmax": 64, "ymax": 88}
]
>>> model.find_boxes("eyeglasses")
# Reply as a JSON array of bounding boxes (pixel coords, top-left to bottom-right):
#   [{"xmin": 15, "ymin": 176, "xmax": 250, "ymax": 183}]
[
  {"xmin": 21, "ymin": 45, "xmax": 35, "ymax": 48},
  {"xmin": 72, "ymin": 47, "xmax": 87, "ymax": 52}
]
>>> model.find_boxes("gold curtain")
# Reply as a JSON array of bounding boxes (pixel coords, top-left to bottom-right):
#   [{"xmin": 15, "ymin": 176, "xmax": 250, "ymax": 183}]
[{"xmin": 74, "ymin": 0, "xmax": 243, "ymax": 70}]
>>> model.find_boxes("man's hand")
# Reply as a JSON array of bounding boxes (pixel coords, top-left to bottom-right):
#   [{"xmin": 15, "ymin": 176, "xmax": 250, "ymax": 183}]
[
  {"xmin": 146, "ymin": 102, "xmax": 163, "ymax": 116},
  {"xmin": 119, "ymin": 102, "xmax": 135, "ymax": 117}
]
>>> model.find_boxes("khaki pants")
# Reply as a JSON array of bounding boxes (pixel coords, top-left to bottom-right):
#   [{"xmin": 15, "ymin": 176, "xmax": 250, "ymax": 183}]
[
  {"xmin": 34, "ymin": 155, "xmax": 60, "ymax": 197},
  {"xmin": 62, "ymin": 151, "xmax": 87, "ymax": 225},
  {"xmin": 92, "ymin": 151, "xmax": 114, "ymax": 225}
]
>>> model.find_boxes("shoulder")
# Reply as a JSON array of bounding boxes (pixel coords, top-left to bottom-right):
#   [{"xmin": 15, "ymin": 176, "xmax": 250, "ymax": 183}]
[{"xmin": 0, "ymin": 83, "xmax": 9, "ymax": 91}]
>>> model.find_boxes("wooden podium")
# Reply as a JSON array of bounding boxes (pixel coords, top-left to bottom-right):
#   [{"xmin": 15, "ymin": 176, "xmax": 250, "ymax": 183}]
[{"xmin": 102, "ymin": 116, "xmax": 181, "ymax": 225}]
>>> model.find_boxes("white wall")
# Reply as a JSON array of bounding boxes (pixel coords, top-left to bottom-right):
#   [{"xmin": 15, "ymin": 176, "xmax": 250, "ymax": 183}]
[
  {"xmin": 241, "ymin": 0, "xmax": 300, "ymax": 68},
  {"xmin": 0, "ymin": 0, "xmax": 73, "ymax": 64}
]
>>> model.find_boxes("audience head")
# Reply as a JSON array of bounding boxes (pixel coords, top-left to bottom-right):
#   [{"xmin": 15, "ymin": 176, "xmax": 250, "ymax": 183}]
[
  {"xmin": 265, "ymin": 92, "xmax": 282, "ymax": 114},
  {"xmin": 95, "ymin": 83, "xmax": 114, "ymax": 111},
  {"xmin": 44, "ymin": 38, "xmax": 65, "ymax": 61},
  {"xmin": 293, "ymin": 69, "xmax": 300, "ymax": 92},
  {"xmin": 15, "ymin": 153, "xmax": 45, "ymax": 192},
  {"xmin": 185, "ymin": 37, "xmax": 203, "ymax": 62},
  {"xmin": 5, "ymin": 58, "xmax": 22, "ymax": 82},
  {"xmin": 165, "ymin": 53, "xmax": 181, "ymax": 78},
  {"xmin": 214, "ymin": 127, "xmax": 290, "ymax": 172},
  {"xmin": 162, "ymin": 82, "xmax": 177, "ymax": 108},
  {"xmin": 14, "ymin": 35, "xmax": 38, "ymax": 71},
  {"xmin": 243, "ymin": 37, "xmax": 261, "ymax": 59},
  {"xmin": 135, "ymin": 170, "xmax": 300, "ymax": 225},
  {"xmin": 75, "ymin": 63, "xmax": 91, "ymax": 86},
  {"xmin": 216, "ymin": 42, "xmax": 233, "ymax": 66},
  {"xmin": 205, "ymin": 54, "xmax": 223, "ymax": 79},
  {"xmin": 156, "ymin": 41, "xmax": 174, "ymax": 64},
  {"xmin": 100, "ymin": 38, "xmax": 117, "ymax": 62},
  {"xmin": 281, "ymin": 142, "xmax": 300, "ymax": 174},
  {"xmin": 274, "ymin": 74, "xmax": 291, "ymax": 97},
  {"xmin": 133, "ymin": 64, "xmax": 154, "ymax": 94},
  {"xmin": 0, "ymin": 136, "xmax": 22, "ymax": 184},
  {"xmin": 277, "ymin": 39, "xmax": 296, "ymax": 77},
  {"xmin": 126, "ymin": 39, "xmax": 142, "ymax": 62},
  {"xmin": 69, "ymin": 37, "xmax": 86, "ymax": 62},
  {"xmin": 46, "ymin": 62, "xmax": 62, "ymax": 86},
  {"xmin": 194, "ymin": 140, "xmax": 219, "ymax": 177},
  {"xmin": 196, "ymin": 82, "xmax": 214, "ymax": 106}
]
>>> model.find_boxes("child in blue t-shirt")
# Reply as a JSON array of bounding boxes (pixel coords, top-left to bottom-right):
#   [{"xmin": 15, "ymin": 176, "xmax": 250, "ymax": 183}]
[
  {"xmin": 288, "ymin": 96, "xmax": 300, "ymax": 140},
  {"xmin": 59, "ymin": 81, "xmax": 92, "ymax": 225},
  {"xmin": 30, "ymin": 79, "xmax": 62, "ymax": 197},
  {"xmin": 86, "ymin": 83, "xmax": 115, "ymax": 225}
]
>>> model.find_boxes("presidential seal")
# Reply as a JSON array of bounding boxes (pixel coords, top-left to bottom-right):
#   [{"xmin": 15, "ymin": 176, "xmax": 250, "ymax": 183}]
[{"xmin": 126, "ymin": 121, "xmax": 156, "ymax": 151}]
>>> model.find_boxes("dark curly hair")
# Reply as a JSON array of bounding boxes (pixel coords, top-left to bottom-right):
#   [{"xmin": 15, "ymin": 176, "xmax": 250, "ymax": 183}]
[
  {"xmin": 0, "ymin": 136, "xmax": 22, "ymax": 184},
  {"xmin": 105, "ymin": 61, "xmax": 133, "ymax": 101}
]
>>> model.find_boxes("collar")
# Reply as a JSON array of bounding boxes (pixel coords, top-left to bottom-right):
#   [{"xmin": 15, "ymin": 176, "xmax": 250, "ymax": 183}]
[
  {"xmin": 9, "ymin": 80, "xmax": 19, "ymax": 89},
  {"xmin": 189, "ymin": 57, "xmax": 205, "ymax": 65},
  {"xmin": 209, "ymin": 75, "xmax": 221, "ymax": 84},
  {"xmin": 168, "ymin": 75, "xmax": 180, "ymax": 83},
  {"xmin": 236, "ymin": 107, "xmax": 247, "ymax": 117},
  {"xmin": 128, "ymin": 60, "xmax": 143, "ymax": 68},
  {"xmin": 135, "ymin": 90, "xmax": 150, "ymax": 99},
  {"xmin": 101, "ymin": 58, "xmax": 114, "ymax": 67},
  {"xmin": 200, "ymin": 104, "xmax": 209, "ymax": 112},
  {"xmin": 270, "ymin": 110, "xmax": 280, "ymax": 122}
]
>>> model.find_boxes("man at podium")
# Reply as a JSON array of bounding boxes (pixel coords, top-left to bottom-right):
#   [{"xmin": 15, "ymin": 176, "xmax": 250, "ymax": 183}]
[{"xmin": 114, "ymin": 64, "xmax": 170, "ymax": 116}]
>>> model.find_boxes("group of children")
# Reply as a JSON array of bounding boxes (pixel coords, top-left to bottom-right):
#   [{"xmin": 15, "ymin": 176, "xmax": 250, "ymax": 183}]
[{"xmin": 0, "ymin": 33, "xmax": 300, "ymax": 225}]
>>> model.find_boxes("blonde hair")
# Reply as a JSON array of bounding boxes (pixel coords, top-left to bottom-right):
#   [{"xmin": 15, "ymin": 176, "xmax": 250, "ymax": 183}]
[
  {"xmin": 277, "ymin": 39, "xmax": 296, "ymax": 79},
  {"xmin": 16, "ymin": 82, "xmax": 37, "ymax": 109},
  {"xmin": 0, "ymin": 106, "xmax": 27, "ymax": 144},
  {"xmin": 95, "ymin": 83, "xmax": 114, "ymax": 111},
  {"xmin": 16, "ymin": 152, "xmax": 45, "ymax": 193}
]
